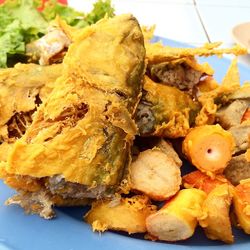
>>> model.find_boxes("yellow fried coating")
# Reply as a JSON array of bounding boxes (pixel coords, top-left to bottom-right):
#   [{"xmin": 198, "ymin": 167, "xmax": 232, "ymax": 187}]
[
  {"xmin": 6, "ymin": 14, "xmax": 145, "ymax": 187},
  {"xmin": 138, "ymin": 76, "xmax": 200, "ymax": 138},
  {"xmin": 233, "ymin": 179, "xmax": 250, "ymax": 234},
  {"xmin": 182, "ymin": 124, "xmax": 235, "ymax": 176},
  {"xmin": 146, "ymin": 42, "xmax": 247, "ymax": 64},
  {"xmin": 199, "ymin": 184, "xmax": 234, "ymax": 244},
  {"xmin": 0, "ymin": 162, "xmax": 42, "ymax": 192},
  {"xmin": 85, "ymin": 195, "xmax": 156, "ymax": 234},
  {"xmin": 195, "ymin": 58, "xmax": 241, "ymax": 126},
  {"xmin": 0, "ymin": 63, "xmax": 62, "ymax": 131}
]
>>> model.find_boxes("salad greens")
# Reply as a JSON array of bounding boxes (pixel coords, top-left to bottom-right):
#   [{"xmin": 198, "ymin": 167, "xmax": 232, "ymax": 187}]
[{"xmin": 0, "ymin": 0, "xmax": 114, "ymax": 68}]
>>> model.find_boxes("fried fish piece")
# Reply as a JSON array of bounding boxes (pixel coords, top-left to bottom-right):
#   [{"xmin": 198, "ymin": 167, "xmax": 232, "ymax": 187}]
[
  {"xmin": 195, "ymin": 58, "xmax": 241, "ymax": 126},
  {"xmin": 135, "ymin": 76, "xmax": 200, "ymax": 138},
  {"xmin": 3, "ymin": 14, "xmax": 145, "ymax": 217},
  {"xmin": 0, "ymin": 63, "xmax": 62, "ymax": 143},
  {"xmin": 148, "ymin": 57, "xmax": 213, "ymax": 91}
]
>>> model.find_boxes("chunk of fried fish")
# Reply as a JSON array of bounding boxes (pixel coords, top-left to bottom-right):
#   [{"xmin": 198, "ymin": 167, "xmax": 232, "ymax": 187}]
[
  {"xmin": 136, "ymin": 76, "xmax": 200, "ymax": 138},
  {"xmin": 2, "ymin": 14, "xmax": 145, "ymax": 218}
]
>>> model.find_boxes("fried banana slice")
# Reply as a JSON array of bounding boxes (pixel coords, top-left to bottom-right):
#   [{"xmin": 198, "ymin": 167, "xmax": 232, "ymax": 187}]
[
  {"xmin": 146, "ymin": 188, "xmax": 206, "ymax": 241},
  {"xmin": 136, "ymin": 76, "xmax": 200, "ymax": 138},
  {"xmin": 199, "ymin": 184, "xmax": 234, "ymax": 244},
  {"xmin": 130, "ymin": 148, "xmax": 181, "ymax": 201},
  {"xmin": 4, "ymin": 15, "xmax": 145, "ymax": 202},
  {"xmin": 85, "ymin": 195, "xmax": 156, "ymax": 234}
]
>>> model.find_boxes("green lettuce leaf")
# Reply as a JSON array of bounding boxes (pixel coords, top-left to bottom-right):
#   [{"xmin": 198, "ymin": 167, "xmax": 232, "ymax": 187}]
[
  {"xmin": 0, "ymin": 0, "xmax": 115, "ymax": 68},
  {"xmin": 85, "ymin": 0, "xmax": 115, "ymax": 25},
  {"xmin": 0, "ymin": 0, "xmax": 48, "ymax": 67},
  {"xmin": 41, "ymin": 0, "xmax": 115, "ymax": 28}
]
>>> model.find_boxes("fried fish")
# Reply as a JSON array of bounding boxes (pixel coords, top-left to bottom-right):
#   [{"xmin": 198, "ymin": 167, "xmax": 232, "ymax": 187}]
[{"xmin": 1, "ymin": 14, "xmax": 145, "ymax": 218}]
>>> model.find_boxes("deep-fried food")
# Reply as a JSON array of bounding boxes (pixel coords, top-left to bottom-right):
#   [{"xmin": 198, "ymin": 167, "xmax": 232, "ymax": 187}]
[
  {"xmin": 224, "ymin": 153, "xmax": 250, "ymax": 185},
  {"xmin": 146, "ymin": 188, "xmax": 206, "ymax": 241},
  {"xmin": 199, "ymin": 184, "xmax": 234, "ymax": 243},
  {"xmin": 182, "ymin": 124, "xmax": 235, "ymax": 176},
  {"xmin": 85, "ymin": 195, "xmax": 156, "ymax": 234},
  {"xmin": 233, "ymin": 179, "xmax": 250, "ymax": 234},
  {"xmin": 136, "ymin": 76, "xmax": 200, "ymax": 138},
  {"xmin": 2, "ymin": 14, "xmax": 145, "ymax": 218},
  {"xmin": 183, "ymin": 170, "xmax": 229, "ymax": 193},
  {"xmin": 130, "ymin": 147, "xmax": 181, "ymax": 201},
  {"xmin": 0, "ymin": 63, "xmax": 62, "ymax": 143}
]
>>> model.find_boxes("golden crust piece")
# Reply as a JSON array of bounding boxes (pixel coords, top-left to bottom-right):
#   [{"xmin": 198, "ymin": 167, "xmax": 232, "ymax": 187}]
[
  {"xmin": 0, "ymin": 63, "xmax": 62, "ymax": 126},
  {"xmin": 0, "ymin": 63, "xmax": 62, "ymax": 142},
  {"xmin": 136, "ymin": 76, "xmax": 200, "ymax": 138},
  {"xmin": 146, "ymin": 42, "xmax": 247, "ymax": 64},
  {"xmin": 5, "ymin": 14, "xmax": 145, "ymax": 188},
  {"xmin": 233, "ymin": 179, "xmax": 250, "ymax": 234},
  {"xmin": 85, "ymin": 195, "xmax": 156, "ymax": 234},
  {"xmin": 195, "ymin": 58, "xmax": 240, "ymax": 126},
  {"xmin": 199, "ymin": 184, "xmax": 234, "ymax": 244}
]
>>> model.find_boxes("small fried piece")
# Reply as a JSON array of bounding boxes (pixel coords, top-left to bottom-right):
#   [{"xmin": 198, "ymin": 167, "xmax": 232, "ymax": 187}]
[
  {"xmin": 146, "ymin": 188, "xmax": 206, "ymax": 241},
  {"xmin": 233, "ymin": 179, "xmax": 250, "ymax": 234},
  {"xmin": 195, "ymin": 58, "xmax": 241, "ymax": 126},
  {"xmin": 183, "ymin": 170, "xmax": 228, "ymax": 194},
  {"xmin": 216, "ymin": 100, "xmax": 250, "ymax": 129},
  {"xmin": 182, "ymin": 124, "xmax": 235, "ymax": 176},
  {"xmin": 136, "ymin": 76, "xmax": 200, "ymax": 138},
  {"xmin": 85, "ymin": 195, "xmax": 156, "ymax": 234},
  {"xmin": 224, "ymin": 153, "xmax": 250, "ymax": 185},
  {"xmin": 146, "ymin": 42, "xmax": 246, "ymax": 64},
  {"xmin": 149, "ymin": 58, "xmax": 213, "ymax": 91},
  {"xmin": 199, "ymin": 184, "xmax": 234, "ymax": 244},
  {"xmin": 130, "ymin": 148, "xmax": 181, "ymax": 201}
]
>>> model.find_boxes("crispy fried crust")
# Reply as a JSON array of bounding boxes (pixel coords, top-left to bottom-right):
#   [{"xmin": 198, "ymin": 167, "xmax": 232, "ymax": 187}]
[
  {"xmin": 199, "ymin": 184, "xmax": 234, "ymax": 244},
  {"xmin": 85, "ymin": 195, "xmax": 156, "ymax": 234},
  {"xmin": 136, "ymin": 76, "xmax": 200, "ymax": 138},
  {"xmin": 6, "ymin": 15, "xmax": 145, "ymax": 188}
]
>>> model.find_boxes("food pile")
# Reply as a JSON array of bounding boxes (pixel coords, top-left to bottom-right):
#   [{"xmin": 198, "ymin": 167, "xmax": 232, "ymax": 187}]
[{"xmin": 0, "ymin": 0, "xmax": 250, "ymax": 245}]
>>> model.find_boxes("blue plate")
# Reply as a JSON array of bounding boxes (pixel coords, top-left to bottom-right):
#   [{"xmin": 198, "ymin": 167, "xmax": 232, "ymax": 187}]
[{"xmin": 1, "ymin": 38, "xmax": 250, "ymax": 250}]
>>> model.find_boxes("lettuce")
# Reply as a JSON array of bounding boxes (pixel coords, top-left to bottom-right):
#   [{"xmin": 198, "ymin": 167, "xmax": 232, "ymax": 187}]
[{"xmin": 0, "ymin": 0, "xmax": 115, "ymax": 68}]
